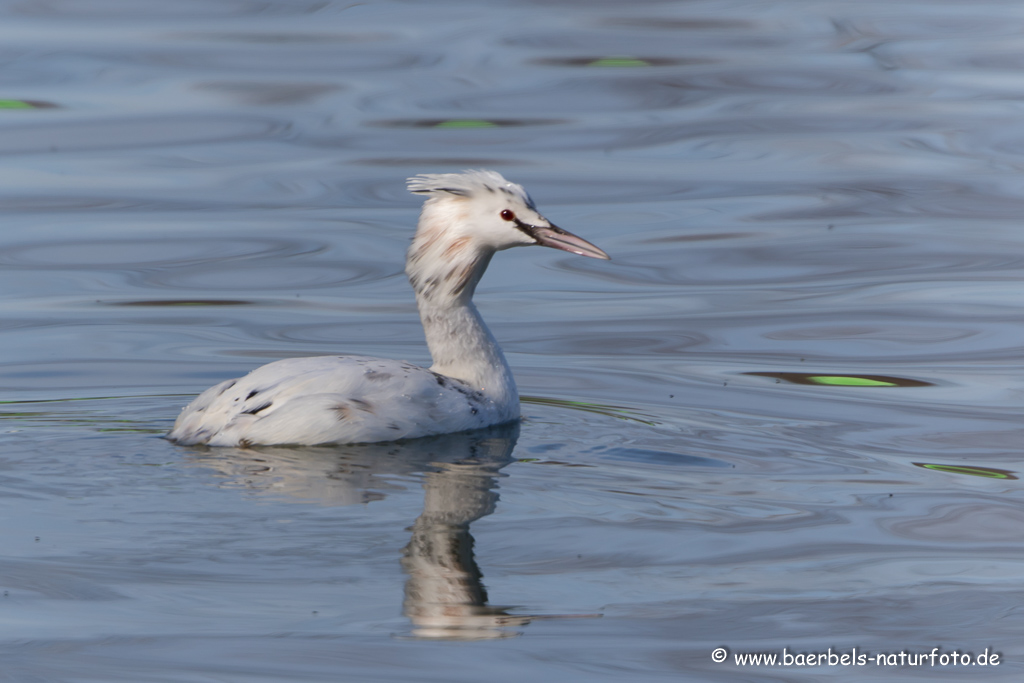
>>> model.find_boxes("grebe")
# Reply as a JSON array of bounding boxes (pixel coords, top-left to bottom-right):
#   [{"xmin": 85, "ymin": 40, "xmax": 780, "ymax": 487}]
[{"xmin": 168, "ymin": 170, "xmax": 609, "ymax": 447}]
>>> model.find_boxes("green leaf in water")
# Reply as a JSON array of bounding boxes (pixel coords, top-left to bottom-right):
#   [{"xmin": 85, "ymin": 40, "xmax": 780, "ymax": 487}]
[
  {"xmin": 744, "ymin": 371, "xmax": 932, "ymax": 387},
  {"xmin": 0, "ymin": 99, "xmax": 35, "ymax": 109},
  {"xmin": 914, "ymin": 463, "xmax": 1017, "ymax": 480},
  {"xmin": 587, "ymin": 57, "xmax": 651, "ymax": 67},
  {"xmin": 521, "ymin": 395, "xmax": 659, "ymax": 426},
  {"xmin": 807, "ymin": 375, "xmax": 898, "ymax": 387},
  {"xmin": 434, "ymin": 119, "xmax": 497, "ymax": 129}
]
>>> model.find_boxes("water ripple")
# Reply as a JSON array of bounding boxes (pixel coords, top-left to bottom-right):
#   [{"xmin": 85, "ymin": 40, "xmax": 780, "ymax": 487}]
[
  {"xmin": 144, "ymin": 261, "xmax": 392, "ymax": 292},
  {"xmin": 0, "ymin": 237, "xmax": 321, "ymax": 270},
  {"xmin": 3, "ymin": 0, "xmax": 1024, "ymax": 675},
  {"xmin": 0, "ymin": 115, "xmax": 285, "ymax": 156},
  {"xmin": 10, "ymin": 0, "xmax": 336, "ymax": 19}
]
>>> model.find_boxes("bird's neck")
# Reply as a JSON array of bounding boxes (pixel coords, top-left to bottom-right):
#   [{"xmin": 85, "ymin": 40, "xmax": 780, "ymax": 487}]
[
  {"xmin": 406, "ymin": 238, "xmax": 518, "ymax": 405},
  {"xmin": 415, "ymin": 293, "xmax": 515, "ymax": 395}
]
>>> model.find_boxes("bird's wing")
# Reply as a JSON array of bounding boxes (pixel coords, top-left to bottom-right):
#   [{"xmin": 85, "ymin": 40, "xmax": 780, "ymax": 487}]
[{"xmin": 169, "ymin": 356, "xmax": 502, "ymax": 446}]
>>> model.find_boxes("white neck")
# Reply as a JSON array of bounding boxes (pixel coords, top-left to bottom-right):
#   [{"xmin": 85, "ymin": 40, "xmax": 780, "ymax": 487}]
[
  {"xmin": 415, "ymin": 292, "xmax": 517, "ymax": 400},
  {"xmin": 405, "ymin": 217, "xmax": 518, "ymax": 408}
]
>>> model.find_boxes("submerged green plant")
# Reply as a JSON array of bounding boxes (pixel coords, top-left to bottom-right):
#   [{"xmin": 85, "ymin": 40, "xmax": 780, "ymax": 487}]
[
  {"xmin": 587, "ymin": 57, "xmax": 651, "ymax": 67},
  {"xmin": 914, "ymin": 463, "xmax": 1017, "ymax": 480},
  {"xmin": 807, "ymin": 376, "xmax": 898, "ymax": 387},
  {"xmin": 744, "ymin": 371, "xmax": 931, "ymax": 387},
  {"xmin": 434, "ymin": 119, "xmax": 498, "ymax": 129},
  {"xmin": 521, "ymin": 396, "xmax": 658, "ymax": 426}
]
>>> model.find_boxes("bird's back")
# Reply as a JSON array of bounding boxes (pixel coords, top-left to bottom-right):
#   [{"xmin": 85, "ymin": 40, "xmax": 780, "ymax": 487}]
[{"xmin": 168, "ymin": 355, "xmax": 517, "ymax": 447}]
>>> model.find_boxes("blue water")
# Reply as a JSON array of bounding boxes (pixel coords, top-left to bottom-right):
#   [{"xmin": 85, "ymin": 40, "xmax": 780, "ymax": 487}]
[{"xmin": 2, "ymin": 0, "xmax": 1023, "ymax": 680}]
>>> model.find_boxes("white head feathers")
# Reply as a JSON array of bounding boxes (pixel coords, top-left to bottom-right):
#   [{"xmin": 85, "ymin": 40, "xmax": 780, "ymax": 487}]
[
  {"xmin": 407, "ymin": 169, "xmax": 535, "ymax": 208},
  {"xmin": 404, "ymin": 169, "xmax": 609, "ymax": 303}
]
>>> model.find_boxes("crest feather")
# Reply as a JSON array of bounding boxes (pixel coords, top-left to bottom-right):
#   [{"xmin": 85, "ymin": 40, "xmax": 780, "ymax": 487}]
[{"xmin": 407, "ymin": 169, "xmax": 532, "ymax": 205}]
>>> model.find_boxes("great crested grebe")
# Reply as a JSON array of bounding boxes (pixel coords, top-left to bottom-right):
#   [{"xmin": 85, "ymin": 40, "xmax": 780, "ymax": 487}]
[{"xmin": 168, "ymin": 170, "xmax": 609, "ymax": 447}]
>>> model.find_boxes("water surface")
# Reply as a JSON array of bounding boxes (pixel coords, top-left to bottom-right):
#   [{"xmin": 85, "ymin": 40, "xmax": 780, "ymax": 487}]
[{"xmin": 1, "ymin": 0, "xmax": 1024, "ymax": 680}]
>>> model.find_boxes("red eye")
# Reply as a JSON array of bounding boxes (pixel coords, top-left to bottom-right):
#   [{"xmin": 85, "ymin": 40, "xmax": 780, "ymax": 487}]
[{"xmin": 500, "ymin": 209, "xmax": 515, "ymax": 221}]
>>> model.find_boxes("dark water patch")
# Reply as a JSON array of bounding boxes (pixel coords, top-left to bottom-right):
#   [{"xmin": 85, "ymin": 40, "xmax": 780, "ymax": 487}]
[
  {"xmin": 195, "ymin": 82, "xmax": 342, "ymax": 105},
  {"xmin": 370, "ymin": 118, "xmax": 566, "ymax": 129},
  {"xmin": 534, "ymin": 56, "xmax": 708, "ymax": 68},
  {"xmin": 108, "ymin": 299, "xmax": 255, "ymax": 307},
  {"xmin": 913, "ymin": 463, "xmax": 1017, "ymax": 481},
  {"xmin": 0, "ymin": 115, "xmax": 285, "ymax": 156},
  {"xmin": 595, "ymin": 446, "xmax": 733, "ymax": 469},
  {"xmin": 0, "ymin": 237, "xmax": 322, "ymax": 270},
  {"xmin": 745, "ymin": 372, "xmax": 934, "ymax": 388}
]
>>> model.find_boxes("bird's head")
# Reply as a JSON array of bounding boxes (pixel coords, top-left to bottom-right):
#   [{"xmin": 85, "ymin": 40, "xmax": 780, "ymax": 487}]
[
  {"xmin": 407, "ymin": 170, "xmax": 609, "ymax": 260},
  {"xmin": 405, "ymin": 170, "xmax": 608, "ymax": 302}
]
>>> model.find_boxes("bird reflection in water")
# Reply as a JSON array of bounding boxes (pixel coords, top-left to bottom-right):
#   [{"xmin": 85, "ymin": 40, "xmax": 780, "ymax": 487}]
[
  {"xmin": 185, "ymin": 422, "xmax": 584, "ymax": 639},
  {"xmin": 400, "ymin": 424, "xmax": 530, "ymax": 639}
]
